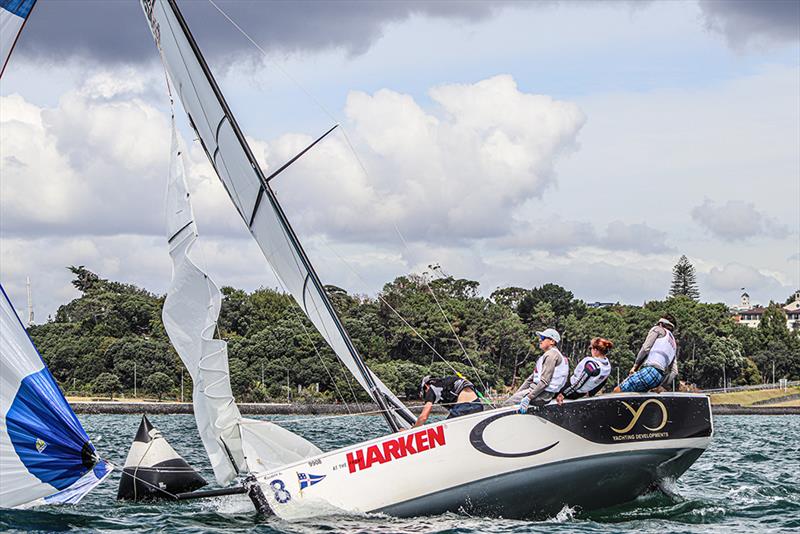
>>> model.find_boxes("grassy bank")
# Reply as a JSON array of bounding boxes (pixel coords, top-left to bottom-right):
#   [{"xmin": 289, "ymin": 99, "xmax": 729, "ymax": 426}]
[{"xmin": 709, "ymin": 387, "xmax": 800, "ymax": 406}]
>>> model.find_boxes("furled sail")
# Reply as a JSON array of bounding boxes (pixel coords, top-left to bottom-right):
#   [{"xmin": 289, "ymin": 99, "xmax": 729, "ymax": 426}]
[
  {"xmin": 0, "ymin": 283, "xmax": 111, "ymax": 508},
  {"xmin": 0, "ymin": 0, "xmax": 36, "ymax": 78},
  {"xmin": 162, "ymin": 119, "xmax": 321, "ymax": 483},
  {"xmin": 162, "ymin": 118, "xmax": 245, "ymax": 484},
  {"xmin": 141, "ymin": 0, "xmax": 415, "ymax": 431}
]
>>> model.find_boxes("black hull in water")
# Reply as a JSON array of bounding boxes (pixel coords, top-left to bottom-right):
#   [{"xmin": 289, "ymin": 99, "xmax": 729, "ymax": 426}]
[{"xmin": 117, "ymin": 415, "xmax": 207, "ymax": 501}]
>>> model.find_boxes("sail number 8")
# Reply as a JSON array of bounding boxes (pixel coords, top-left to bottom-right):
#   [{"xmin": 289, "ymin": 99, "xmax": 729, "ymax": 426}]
[{"xmin": 270, "ymin": 479, "xmax": 292, "ymax": 504}]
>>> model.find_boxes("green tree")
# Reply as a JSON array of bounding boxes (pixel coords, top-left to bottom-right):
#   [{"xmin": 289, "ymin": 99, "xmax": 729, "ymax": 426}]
[
  {"xmin": 144, "ymin": 372, "xmax": 174, "ymax": 401},
  {"xmin": 68, "ymin": 265, "xmax": 102, "ymax": 293},
  {"xmin": 669, "ymin": 255, "xmax": 700, "ymax": 301},
  {"xmin": 92, "ymin": 372, "xmax": 121, "ymax": 400}
]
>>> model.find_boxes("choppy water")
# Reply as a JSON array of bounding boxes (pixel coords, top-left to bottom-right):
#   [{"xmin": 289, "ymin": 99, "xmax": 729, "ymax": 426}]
[{"xmin": 1, "ymin": 414, "xmax": 798, "ymax": 533}]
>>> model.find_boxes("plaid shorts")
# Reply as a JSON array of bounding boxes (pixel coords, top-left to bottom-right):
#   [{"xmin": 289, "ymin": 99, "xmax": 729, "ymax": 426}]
[{"xmin": 620, "ymin": 366, "xmax": 663, "ymax": 392}]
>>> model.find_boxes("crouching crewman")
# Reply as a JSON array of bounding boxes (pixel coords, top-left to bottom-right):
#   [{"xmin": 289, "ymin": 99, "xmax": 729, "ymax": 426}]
[{"xmin": 414, "ymin": 375, "xmax": 483, "ymax": 427}]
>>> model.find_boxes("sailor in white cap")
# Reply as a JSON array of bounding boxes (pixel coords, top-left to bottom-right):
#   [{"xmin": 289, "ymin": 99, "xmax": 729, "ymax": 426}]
[{"xmin": 507, "ymin": 328, "xmax": 570, "ymax": 413}]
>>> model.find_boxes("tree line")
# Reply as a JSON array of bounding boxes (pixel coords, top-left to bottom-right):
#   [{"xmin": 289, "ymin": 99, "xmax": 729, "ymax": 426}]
[{"xmin": 28, "ymin": 265, "xmax": 800, "ymax": 403}]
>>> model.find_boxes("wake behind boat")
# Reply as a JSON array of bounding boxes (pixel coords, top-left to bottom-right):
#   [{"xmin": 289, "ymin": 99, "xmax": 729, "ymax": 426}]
[{"xmin": 142, "ymin": 0, "xmax": 713, "ymax": 520}]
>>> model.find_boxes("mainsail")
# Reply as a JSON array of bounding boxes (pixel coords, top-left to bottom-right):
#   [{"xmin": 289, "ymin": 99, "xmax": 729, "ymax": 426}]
[
  {"xmin": 0, "ymin": 0, "xmax": 36, "ymax": 77},
  {"xmin": 142, "ymin": 0, "xmax": 415, "ymax": 431},
  {"xmin": 162, "ymin": 119, "xmax": 321, "ymax": 484},
  {"xmin": 0, "ymin": 284, "xmax": 111, "ymax": 508}
]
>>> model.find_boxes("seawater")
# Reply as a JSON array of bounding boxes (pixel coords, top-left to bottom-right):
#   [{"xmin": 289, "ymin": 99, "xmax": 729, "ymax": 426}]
[{"xmin": 1, "ymin": 414, "xmax": 798, "ymax": 533}]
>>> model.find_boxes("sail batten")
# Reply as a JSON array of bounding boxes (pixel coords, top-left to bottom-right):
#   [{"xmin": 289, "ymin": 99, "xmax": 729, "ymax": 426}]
[{"xmin": 143, "ymin": 0, "xmax": 414, "ymax": 431}]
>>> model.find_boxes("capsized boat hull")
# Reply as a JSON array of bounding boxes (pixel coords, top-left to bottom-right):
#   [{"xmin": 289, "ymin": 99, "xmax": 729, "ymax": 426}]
[{"xmin": 250, "ymin": 393, "xmax": 713, "ymax": 519}]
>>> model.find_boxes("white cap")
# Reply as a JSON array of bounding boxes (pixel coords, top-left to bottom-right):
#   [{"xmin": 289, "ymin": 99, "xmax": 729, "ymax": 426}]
[{"xmin": 535, "ymin": 328, "xmax": 561, "ymax": 344}]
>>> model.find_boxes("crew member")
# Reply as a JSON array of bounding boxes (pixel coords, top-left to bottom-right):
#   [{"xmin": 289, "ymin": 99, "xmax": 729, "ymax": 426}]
[
  {"xmin": 615, "ymin": 314, "xmax": 678, "ymax": 393},
  {"xmin": 414, "ymin": 375, "xmax": 483, "ymax": 426},
  {"xmin": 556, "ymin": 337, "xmax": 613, "ymax": 404},
  {"xmin": 508, "ymin": 328, "xmax": 569, "ymax": 413}
]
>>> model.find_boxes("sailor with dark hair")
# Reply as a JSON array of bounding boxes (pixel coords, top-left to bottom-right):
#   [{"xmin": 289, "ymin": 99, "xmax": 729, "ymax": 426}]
[
  {"xmin": 413, "ymin": 375, "xmax": 483, "ymax": 427},
  {"xmin": 556, "ymin": 337, "xmax": 613, "ymax": 404},
  {"xmin": 615, "ymin": 314, "xmax": 678, "ymax": 393}
]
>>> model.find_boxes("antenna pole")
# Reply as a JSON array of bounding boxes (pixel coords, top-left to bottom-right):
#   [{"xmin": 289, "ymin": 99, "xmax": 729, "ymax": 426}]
[{"xmin": 26, "ymin": 277, "xmax": 33, "ymax": 326}]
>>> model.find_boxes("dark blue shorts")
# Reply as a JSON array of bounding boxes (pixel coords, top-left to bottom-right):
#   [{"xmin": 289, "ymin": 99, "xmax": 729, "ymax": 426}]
[
  {"xmin": 620, "ymin": 366, "xmax": 664, "ymax": 392},
  {"xmin": 447, "ymin": 400, "xmax": 484, "ymax": 419}
]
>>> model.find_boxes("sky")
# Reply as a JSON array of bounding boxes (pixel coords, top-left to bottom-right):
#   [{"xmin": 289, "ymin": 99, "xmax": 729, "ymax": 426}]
[{"xmin": 1, "ymin": 0, "xmax": 798, "ymax": 322}]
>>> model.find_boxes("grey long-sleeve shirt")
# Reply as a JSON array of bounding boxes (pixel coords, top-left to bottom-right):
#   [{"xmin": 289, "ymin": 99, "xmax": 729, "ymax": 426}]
[{"xmin": 509, "ymin": 347, "xmax": 563, "ymax": 403}]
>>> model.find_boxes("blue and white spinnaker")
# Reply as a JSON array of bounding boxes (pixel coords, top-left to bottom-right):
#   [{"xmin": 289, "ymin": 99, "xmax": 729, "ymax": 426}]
[
  {"xmin": 0, "ymin": 0, "xmax": 36, "ymax": 77},
  {"xmin": 0, "ymin": 284, "xmax": 112, "ymax": 508}
]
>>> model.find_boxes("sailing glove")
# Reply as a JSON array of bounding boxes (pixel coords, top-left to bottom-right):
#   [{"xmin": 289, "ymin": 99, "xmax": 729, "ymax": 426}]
[{"xmin": 518, "ymin": 396, "xmax": 531, "ymax": 414}]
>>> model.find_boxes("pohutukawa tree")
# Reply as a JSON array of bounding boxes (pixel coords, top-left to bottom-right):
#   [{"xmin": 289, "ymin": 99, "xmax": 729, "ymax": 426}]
[{"xmin": 670, "ymin": 255, "xmax": 700, "ymax": 301}]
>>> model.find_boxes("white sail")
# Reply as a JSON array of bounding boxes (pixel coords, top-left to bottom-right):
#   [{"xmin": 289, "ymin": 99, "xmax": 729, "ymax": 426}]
[
  {"xmin": 162, "ymin": 119, "xmax": 245, "ymax": 484},
  {"xmin": 162, "ymin": 119, "xmax": 322, "ymax": 483},
  {"xmin": 1, "ymin": 284, "xmax": 111, "ymax": 508},
  {"xmin": 239, "ymin": 419, "xmax": 321, "ymax": 474},
  {"xmin": 0, "ymin": 0, "xmax": 36, "ymax": 78},
  {"xmin": 142, "ymin": 0, "xmax": 414, "ymax": 430}
]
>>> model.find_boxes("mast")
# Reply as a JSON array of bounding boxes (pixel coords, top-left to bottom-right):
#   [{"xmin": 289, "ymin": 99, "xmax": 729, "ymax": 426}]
[{"xmin": 161, "ymin": 0, "xmax": 404, "ymax": 432}]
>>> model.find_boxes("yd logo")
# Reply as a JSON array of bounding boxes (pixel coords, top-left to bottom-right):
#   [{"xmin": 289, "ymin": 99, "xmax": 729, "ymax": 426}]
[{"xmin": 611, "ymin": 399, "xmax": 668, "ymax": 434}]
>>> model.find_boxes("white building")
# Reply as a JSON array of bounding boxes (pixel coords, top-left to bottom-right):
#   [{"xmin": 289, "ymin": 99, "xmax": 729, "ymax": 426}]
[{"xmin": 732, "ymin": 290, "xmax": 800, "ymax": 331}]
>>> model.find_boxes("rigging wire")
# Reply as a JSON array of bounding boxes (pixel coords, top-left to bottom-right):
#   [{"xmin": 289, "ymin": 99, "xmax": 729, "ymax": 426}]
[
  {"xmin": 158, "ymin": 19, "xmax": 356, "ymax": 416},
  {"xmin": 318, "ymin": 240, "xmax": 460, "ymax": 377},
  {"xmin": 393, "ymin": 226, "xmax": 493, "ymax": 406},
  {"xmin": 264, "ymin": 261, "xmax": 358, "ymax": 415},
  {"xmin": 204, "ymin": 0, "xmax": 491, "ymax": 406}
]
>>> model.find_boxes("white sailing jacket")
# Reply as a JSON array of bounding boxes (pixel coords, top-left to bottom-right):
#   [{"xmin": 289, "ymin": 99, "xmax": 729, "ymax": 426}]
[
  {"xmin": 644, "ymin": 330, "xmax": 677, "ymax": 372},
  {"xmin": 532, "ymin": 350, "xmax": 570, "ymax": 393}
]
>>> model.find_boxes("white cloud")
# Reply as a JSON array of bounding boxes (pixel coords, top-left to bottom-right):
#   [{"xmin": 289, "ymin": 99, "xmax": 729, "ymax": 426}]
[
  {"xmin": 491, "ymin": 218, "xmax": 670, "ymax": 255},
  {"xmin": 0, "ymin": 75, "xmax": 170, "ymax": 238},
  {"xmin": 269, "ymin": 75, "xmax": 586, "ymax": 243},
  {"xmin": 691, "ymin": 199, "xmax": 790, "ymax": 241},
  {"xmin": 704, "ymin": 262, "xmax": 793, "ymax": 304},
  {"xmin": 600, "ymin": 221, "xmax": 672, "ymax": 254}
]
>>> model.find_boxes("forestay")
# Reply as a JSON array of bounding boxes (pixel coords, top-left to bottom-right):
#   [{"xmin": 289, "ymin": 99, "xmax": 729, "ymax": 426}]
[
  {"xmin": 0, "ymin": 284, "xmax": 111, "ymax": 508},
  {"xmin": 142, "ymin": 0, "xmax": 415, "ymax": 431},
  {"xmin": 162, "ymin": 119, "xmax": 322, "ymax": 483}
]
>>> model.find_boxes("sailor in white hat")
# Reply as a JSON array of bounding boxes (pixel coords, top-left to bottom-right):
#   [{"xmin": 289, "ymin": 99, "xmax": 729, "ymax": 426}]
[{"xmin": 507, "ymin": 328, "xmax": 570, "ymax": 413}]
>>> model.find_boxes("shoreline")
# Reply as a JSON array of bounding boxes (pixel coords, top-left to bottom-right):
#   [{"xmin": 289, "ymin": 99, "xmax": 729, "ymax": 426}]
[{"xmin": 70, "ymin": 401, "xmax": 800, "ymax": 416}]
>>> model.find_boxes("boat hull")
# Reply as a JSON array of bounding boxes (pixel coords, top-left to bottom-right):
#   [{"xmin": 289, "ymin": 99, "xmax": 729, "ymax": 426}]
[{"xmin": 251, "ymin": 393, "xmax": 712, "ymax": 519}]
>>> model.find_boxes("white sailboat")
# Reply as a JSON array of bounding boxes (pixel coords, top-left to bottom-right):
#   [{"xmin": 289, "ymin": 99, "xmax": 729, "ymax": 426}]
[{"xmin": 145, "ymin": 0, "xmax": 712, "ymax": 519}]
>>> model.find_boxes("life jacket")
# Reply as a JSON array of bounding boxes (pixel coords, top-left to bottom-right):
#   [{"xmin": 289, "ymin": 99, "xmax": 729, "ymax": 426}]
[
  {"xmin": 644, "ymin": 330, "xmax": 677, "ymax": 371},
  {"xmin": 570, "ymin": 356, "xmax": 611, "ymax": 393},
  {"xmin": 532, "ymin": 349, "xmax": 569, "ymax": 393},
  {"xmin": 426, "ymin": 376, "xmax": 473, "ymax": 405}
]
